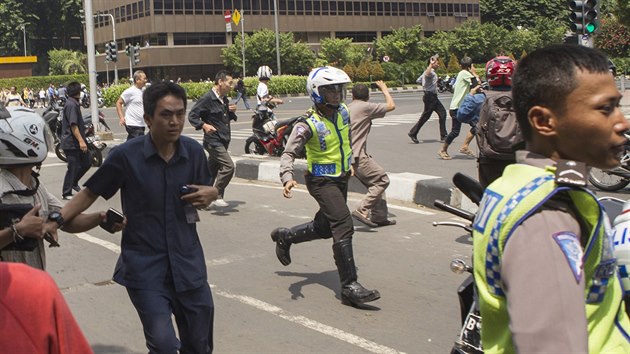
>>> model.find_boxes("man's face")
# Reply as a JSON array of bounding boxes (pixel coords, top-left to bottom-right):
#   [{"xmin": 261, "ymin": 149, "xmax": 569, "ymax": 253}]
[
  {"xmin": 320, "ymin": 84, "xmax": 345, "ymax": 107},
  {"xmin": 552, "ymin": 70, "xmax": 628, "ymax": 170},
  {"xmin": 218, "ymin": 76, "xmax": 234, "ymax": 96},
  {"xmin": 136, "ymin": 73, "xmax": 148, "ymax": 87},
  {"xmin": 145, "ymin": 94, "xmax": 186, "ymax": 145}
]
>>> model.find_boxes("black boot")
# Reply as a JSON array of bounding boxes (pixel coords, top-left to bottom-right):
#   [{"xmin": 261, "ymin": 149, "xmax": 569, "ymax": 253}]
[
  {"xmin": 333, "ymin": 239, "xmax": 380, "ymax": 306},
  {"xmin": 270, "ymin": 222, "xmax": 319, "ymax": 266}
]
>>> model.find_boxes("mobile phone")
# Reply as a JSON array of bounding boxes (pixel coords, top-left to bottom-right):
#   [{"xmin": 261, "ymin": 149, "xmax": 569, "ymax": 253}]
[
  {"xmin": 43, "ymin": 232, "xmax": 60, "ymax": 248},
  {"xmin": 430, "ymin": 54, "xmax": 439, "ymax": 62},
  {"xmin": 180, "ymin": 185, "xmax": 198, "ymax": 195},
  {"xmin": 100, "ymin": 208, "xmax": 124, "ymax": 233}
]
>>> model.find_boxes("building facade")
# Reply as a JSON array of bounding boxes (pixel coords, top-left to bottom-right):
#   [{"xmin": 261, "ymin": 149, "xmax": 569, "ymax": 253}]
[{"xmin": 92, "ymin": 0, "xmax": 480, "ymax": 82}]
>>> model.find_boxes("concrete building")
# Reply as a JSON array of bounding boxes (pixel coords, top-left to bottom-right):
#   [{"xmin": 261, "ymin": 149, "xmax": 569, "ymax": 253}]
[{"xmin": 92, "ymin": 0, "xmax": 480, "ymax": 82}]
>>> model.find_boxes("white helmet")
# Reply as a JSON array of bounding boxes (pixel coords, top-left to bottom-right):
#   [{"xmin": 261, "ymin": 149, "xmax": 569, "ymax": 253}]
[
  {"xmin": 257, "ymin": 65, "xmax": 273, "ymax": 80},
  {"xmin": 306, "ymin": 66, "xmax": 351, "ymax": 106},
  {"xmin": 0, "ymin": 107, "xmax": 52, "ymax": 166}
]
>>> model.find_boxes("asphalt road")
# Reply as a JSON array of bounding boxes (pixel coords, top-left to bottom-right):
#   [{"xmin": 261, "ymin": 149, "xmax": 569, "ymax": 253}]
[{"xmin": 38, "ymin": 157, "xmax": 469, "ymax": 354}]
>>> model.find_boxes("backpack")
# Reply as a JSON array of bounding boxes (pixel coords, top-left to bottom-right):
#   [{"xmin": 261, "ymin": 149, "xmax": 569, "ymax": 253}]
[{"xmin": 475, "ymin": 90, "xmax": 524, "ymax": 160}]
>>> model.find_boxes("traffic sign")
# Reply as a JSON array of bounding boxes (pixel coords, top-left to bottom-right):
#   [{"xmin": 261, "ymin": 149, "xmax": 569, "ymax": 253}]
[
  {"xmin": 224, "ymin": 10, "xmax": 232, "ymax": 23},
  {"xmin": 233, "ymin": 9, "xmax": 241, "ymax": 26},
  {"xmin": 226, "ymin": 23, "xmax": 232, "ymax": 32},
  {"xmin": 383, "ymin": 55, "xmax": 390, "ymax": 62}
]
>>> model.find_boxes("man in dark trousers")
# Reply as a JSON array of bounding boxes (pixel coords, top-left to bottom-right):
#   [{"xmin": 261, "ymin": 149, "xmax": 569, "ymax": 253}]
[
  {"xmin": 271, "ymin": 66, "xmax": 380, "ymax": 307},
  {"xmin": 348, "ymin": 81, "xmax": 396, "ymax": 227},
  {"xmin": 408, "ymin": 55, "xmax": 447, "ymax": 143},
  {"xmin": 52, "ymin": 82, "xmax": 218, "ymax": 353},
  {"xmin": 60, "ymin": 81, "xmax": 89, "ymax": 200},
  {"xmin": 188, "ymin": 70, "xmax": 237, "ymax": 208}
]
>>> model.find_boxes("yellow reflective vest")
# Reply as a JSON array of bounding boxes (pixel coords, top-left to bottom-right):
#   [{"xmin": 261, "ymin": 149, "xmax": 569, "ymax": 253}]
[
  {"xmin": 473, "ymin": 163, "xmax": 630, "ymax": 353},
  {"xmin": 303, "ymin": 105, "xmax": 353, "ymax": 177}
]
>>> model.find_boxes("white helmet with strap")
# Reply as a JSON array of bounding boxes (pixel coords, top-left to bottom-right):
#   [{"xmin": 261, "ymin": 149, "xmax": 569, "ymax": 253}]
[
  {"xmin": 306, "ymin": 66, "xmax": 351, "ymax": 106},
  {"xmin": 0, "ymin": 106, "xmax": 52, "ymax": 166},
  {"xmin": 257, "ymin": 65, "xmax": 273, "ymax": 80}
]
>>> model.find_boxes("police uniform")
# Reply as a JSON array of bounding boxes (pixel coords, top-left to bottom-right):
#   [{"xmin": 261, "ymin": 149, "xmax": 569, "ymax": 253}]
[
  {"xmin": 274, "ymin": 104, "xmax": 380, "ymax": 306},
  {"xmin": 473, "ymin": 151, "xmax": 630, "ymax": 353}
]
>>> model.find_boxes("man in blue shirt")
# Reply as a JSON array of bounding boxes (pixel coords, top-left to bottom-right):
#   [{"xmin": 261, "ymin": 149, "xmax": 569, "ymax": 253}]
[
  {"xmin": 53, "ymin": 82, "xmax": 219, "ymax": 353},
  {"xmin": 60, "ymin": 82, "xmax": 89, "ymax": 200}
]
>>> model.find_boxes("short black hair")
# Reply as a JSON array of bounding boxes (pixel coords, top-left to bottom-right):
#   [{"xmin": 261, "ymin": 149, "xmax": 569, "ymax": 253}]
[
  {"xmin": 142, "ymin": 81, "xmax": 187, "ymax": 117},
  {"xmin": 460, "ymin": 56, "xmax": 472, "ymax": 69},
  {"xmin": 214, "ymin": 70, "xmax": 232, "ymax": 85},
  {"xmin": 66, "ymin": 81, "xmax": 81, "ymax": 98},
  {"xmin": 512, "ymin": 44, "xmax": 609, "ymax": 141},
  {"xmin": 352, "ymin": 84, "xmax": 370, "ymax": 101}
]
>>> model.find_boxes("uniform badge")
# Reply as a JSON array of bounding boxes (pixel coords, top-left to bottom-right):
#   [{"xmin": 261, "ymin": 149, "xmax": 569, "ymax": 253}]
[
  {"xmin": 555, "ymin": 160, "xmax": 587, "ymax": 187},
  {"xmin": 553, "ymin": 231, "xmax": 583, "ymax": 283},
  {"xmin": 295, "ymin": 125, "xmax": 307, "ymax": 137}
]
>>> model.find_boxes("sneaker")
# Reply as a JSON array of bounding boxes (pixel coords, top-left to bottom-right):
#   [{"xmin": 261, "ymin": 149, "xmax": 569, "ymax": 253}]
[
  {"xmin": 72, "ymin": 185, "xmax": 81, "ymax": 192},
  {"xmin": 407, "ymin": 133, "xmax": 419, "ymax": 144},
  {"xmin": 373, "ymin": 219, "xmax": 397, "ymax": 227},
  {"xmin": 440, "ymin": 136, "xmax": 447, "ymax": 143},
  {"xmin": 438, "ymin": 150, "xmax": 452, "ymax": 160},
  {"xmin": 212, "ymin": 198, "xmax": 229, "ymax": 207},
  {"xmin": 352, "ymin": 210, "xmax": 378, "ymax": 228},
  {"xmin": 460, "ymin": 147, "xmax": 476, "ymax": 157},
  {"xmin": 62, "ymin": 194, "xmax": 73, "ymax": 200}
]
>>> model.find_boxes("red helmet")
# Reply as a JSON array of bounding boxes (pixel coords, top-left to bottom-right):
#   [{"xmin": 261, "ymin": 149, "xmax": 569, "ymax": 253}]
[{"xmin": 485, "ymin": 56, "xmax": 515, "ymax": 88}]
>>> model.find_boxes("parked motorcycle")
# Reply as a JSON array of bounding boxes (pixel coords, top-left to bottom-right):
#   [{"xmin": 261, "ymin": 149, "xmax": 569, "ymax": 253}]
[
  {"xmin": 244, "ymin": 103, "xmax": 305, "ymax": 158},
  {"xmin": 588, "ymin": 132, "xmax": 630, "ymax": 191},
  {"xmin": 433, "ymin": 173, "xmax": 484, "ymax": 354},
  {"xmin": 80, "ymin": 88, "xmax": 90, "ymax": 108},
  {"xmin": 42, "ymin": 99, "xmax": 64, "ymax": 144},
  {"xmin": 438, "ymin": 75, "xmax": 455, "ymax": 93}
]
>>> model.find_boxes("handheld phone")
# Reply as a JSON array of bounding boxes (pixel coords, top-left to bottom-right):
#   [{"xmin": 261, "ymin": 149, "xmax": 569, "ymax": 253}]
[
  {"xmin": 101, "ymin": 208, "xmax": 124, "ymax": 233},
  {"xmin": 430, "ymin": 54, "xmax": 439, "ymax": 62},
  {"xmin": 180, "ymin": 185, "xmax": 198, "ymax": 195}
]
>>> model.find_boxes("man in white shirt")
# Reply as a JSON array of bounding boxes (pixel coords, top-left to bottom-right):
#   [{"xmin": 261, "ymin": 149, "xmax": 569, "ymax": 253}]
[{"xmin": 116, "ymin": 70, "xmax": 148, "ymax": 141}]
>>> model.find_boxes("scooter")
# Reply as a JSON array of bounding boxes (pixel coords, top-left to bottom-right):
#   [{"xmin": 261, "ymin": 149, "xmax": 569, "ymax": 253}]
[
  {"xmin": 244, "ymin": 102, "xmax": 305, "ymax": 158},
  {"xmin": 433, "ymin": 173, "xmax": 484, "ymax": 354},
  {"xmin": 438, "ymin": 75, "xmax": 455, "ymax": 93},
  {"xmin": 50, "ymin": 109, "xmax": 111, "ymax": 167}
]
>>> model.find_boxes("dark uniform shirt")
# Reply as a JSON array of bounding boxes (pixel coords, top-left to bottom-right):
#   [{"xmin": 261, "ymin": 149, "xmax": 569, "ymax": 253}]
[
  {"xmin": 60, "ymin": 97, "xmax": 86, "ymax": 151},
  {"xmin": 84, "ymin": 135, "xmax": 212, "ymax": 292},
  {"xmin": 188, "ymin": 89, "xmax": 237, "ymax": 148}
]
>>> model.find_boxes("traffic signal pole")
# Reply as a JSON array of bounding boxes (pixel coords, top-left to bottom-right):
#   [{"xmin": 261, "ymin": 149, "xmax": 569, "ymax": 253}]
[
  {"xmin": 98, "ymin": 13, "xmax": 118, "ymax": 84},
  {"xmin": 82, "ymin": 0, "xmax": 100, "ymax": 130}
]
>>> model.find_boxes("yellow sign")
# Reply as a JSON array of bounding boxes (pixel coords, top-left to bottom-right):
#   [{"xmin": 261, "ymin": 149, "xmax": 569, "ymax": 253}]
[{"xmin": 233, "ymin": 9, "xmax": 241, "ymax": 26}]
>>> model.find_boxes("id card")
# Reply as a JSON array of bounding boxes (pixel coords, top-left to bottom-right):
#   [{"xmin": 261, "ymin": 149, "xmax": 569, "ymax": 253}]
[{"xmin": 185, "ymin": 204, "xmax": 200, "ymax": 223}]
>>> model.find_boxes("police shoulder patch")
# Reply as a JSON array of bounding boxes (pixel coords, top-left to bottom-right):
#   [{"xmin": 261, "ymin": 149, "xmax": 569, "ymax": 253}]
[{"xmin": 552, "ymin": 231, "xmax": 583, "ymax": 283}]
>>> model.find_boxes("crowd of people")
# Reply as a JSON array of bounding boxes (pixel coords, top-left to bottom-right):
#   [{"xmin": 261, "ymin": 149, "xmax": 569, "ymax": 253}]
[{"xmin": 0, "ymin": 44, "xmax": 628, "ymax": 354}]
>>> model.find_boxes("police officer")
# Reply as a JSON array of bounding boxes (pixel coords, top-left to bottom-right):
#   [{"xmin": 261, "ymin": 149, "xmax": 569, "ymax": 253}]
[
  {"xmin": 271, "ymin": 66, "xmax": 380, "ymax": 307},
  {"xmin": 473, "ymin": 45, "xmax": 630, "ymax": 353}
]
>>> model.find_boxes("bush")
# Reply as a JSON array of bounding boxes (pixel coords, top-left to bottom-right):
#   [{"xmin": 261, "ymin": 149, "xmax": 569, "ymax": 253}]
[{"xmin": 0, "ymin": 74, "xmax": 89, "ymax": 92}]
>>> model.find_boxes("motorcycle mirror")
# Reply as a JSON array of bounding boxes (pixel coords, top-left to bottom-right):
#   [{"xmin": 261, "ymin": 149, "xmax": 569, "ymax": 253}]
[{"xmin": 453, "ymin": 173, "xmax": 484, "ymax": 206}]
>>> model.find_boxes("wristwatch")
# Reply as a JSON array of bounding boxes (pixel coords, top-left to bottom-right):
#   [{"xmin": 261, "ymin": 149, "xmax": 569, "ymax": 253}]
[{"xmin": 48, "ymin": 211, "xmax": 65, "ymax": 229}]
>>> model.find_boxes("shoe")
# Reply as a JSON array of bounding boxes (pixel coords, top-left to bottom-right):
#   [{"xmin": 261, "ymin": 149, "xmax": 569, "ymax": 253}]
[
  {"xmin": 333, "ymin": 239, "xmax": 381, "ymax": 306},
  {"xmin": 460, "ymin": 147, "xmax": 476, "ymax": 157},
  {"xmin": 373, "ymin": 219, "xmax": 397, "ymax": 227},
  {"xmin": 211, "ymin": 198, "xmax": 229, "ymax": 207},
  {"xmin": 72, "ymin": 185, "xmax": 81, "ymax": 192},
  {"xmin": 407, "ymin": 133, "xmax": 419, "ymax": 144},
  {"xmin": 352, "ymin": 210, "xmax": 378, "ymax": 228},
  {"xmin": 440, "ymin": 136, "xmax": 447, "ymax": 143},
  {"xmin": 62, "ymin": 194, "xmax": 73, "ymax": 200},
  {"xmin": 438, "ymin": 150, "xmax": 452, "ymax": 160}
]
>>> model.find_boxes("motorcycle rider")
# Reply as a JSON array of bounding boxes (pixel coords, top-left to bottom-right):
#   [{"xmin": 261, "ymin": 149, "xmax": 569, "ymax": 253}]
[
  {"xmin": 473, "ymin": 45, "xmax": 630, "ymax": 353},
  {"xmin": 255, "ymin": 65, "xmax": 283, "ymax": 122},
  {"xmin": 271, "ymin": 66, "xmax": 381, "ymax": 307}
]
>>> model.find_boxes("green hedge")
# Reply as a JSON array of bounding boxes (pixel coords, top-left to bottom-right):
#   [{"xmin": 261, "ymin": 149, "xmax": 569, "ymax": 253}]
[{"xmin": 0, "ymin": 74, "xmax": 89, "ymax": 91}]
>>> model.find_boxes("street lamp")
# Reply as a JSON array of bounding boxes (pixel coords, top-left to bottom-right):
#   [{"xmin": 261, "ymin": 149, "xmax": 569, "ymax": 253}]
[
  {"xmin": 273, "ymin": 0, "xmax": 281, "ymax": 75},
  {"xmin": 20, "ymin": 23, "xmax": 27, "ymax": 56},
  {"xmin": 97, "ymin": 12, "xmax": 118, "ymax": 84}
]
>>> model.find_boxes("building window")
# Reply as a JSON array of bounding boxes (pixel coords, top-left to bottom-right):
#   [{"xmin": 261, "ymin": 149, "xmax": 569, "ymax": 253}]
[
  {"xmin": 336, "ymin": 31, "xmax": 376, "ymax": 43},
  {"xmin": 154, "ymin": 0, "xmax": 163, "ymax": 14},
  {"xmin": 173, "ymin": 32, "xmax": 227, "ymax": 45}
]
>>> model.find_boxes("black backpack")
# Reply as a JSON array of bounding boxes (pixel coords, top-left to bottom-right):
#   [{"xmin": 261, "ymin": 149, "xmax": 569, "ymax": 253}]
[{"xmin": 475, "ymin": 90, "xmax": 524, "ymax": 160}]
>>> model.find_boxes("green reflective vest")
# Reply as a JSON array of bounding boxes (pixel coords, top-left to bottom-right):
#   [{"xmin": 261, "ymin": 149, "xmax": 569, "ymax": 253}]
[
  {"xmin": 303, "ymin": 105, "xmax": 353, "ymax": 177},
  {"xmin": 473, "ymin": 163, "xmax": 630, "ymax": 354}
]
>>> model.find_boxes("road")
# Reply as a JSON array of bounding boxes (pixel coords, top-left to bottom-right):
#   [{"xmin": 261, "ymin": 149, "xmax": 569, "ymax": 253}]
[{"xmin": 38, "ymin": 158, "xmax": 468, "ymax": 353}]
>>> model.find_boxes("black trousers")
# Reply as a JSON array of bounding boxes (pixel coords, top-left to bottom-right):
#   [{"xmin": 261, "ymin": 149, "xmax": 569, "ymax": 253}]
[
  {"xmin": 62, "ymin": 149, "xmax": 90, "ymax": 196},
  {"xmin": 305, "ymin": 174, "xmax": 354, "ymax": 243},
  {"xmin": 125, "ymin": 125, "xmax": 146, "ymax": 141},
  {"xmin": 409, "ymin": 92, "xmax": 447, "ymax": 139}
]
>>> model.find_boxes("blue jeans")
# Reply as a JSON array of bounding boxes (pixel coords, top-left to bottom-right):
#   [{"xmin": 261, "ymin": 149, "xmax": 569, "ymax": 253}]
[{"xmin": 233, "ymin": 91, "xmax": 251, "ymax": 110}]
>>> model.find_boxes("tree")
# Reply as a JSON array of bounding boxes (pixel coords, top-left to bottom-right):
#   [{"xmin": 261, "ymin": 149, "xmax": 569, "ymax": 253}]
[
  {"xmin": 0, "ymin": 0, "xmax": 29, "ymax": 55},
  {"xmin": 375, "ymin": 25, "xmax": 423, "ymax": 63},
  {"xmin": 49, "ymin": 49, "xmax": 85, "ymax": 75},
  {"xmin": 595, "ymin": 17, "xmax": 630, "ymax": 57},
  {"xmin": 318, "ymin": 37, "xmax": 354, "ymax": 67},
  {"xmin": 615, "ymin": 0, "xmax": 630, "ymax": 27},
  {"xmin": 480, "ymin": 0, "xmax": 568, "ymax": 30},
  {"xmin": 222, "ymin": 29, "xmax": 315, "ymax": 76}
]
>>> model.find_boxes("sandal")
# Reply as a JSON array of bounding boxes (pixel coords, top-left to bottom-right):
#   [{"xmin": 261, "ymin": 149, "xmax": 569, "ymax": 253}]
[
  {"xmin": 459, "ymin": 147, "xmax": 476, "ymax": 157},
  {"xmin": 438, "ymin": 150, "xmax": 452, "ymax": 160}
]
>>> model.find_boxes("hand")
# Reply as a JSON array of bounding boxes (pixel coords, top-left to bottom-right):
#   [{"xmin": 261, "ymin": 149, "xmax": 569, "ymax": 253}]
[
  {"xmin": 228, "ymin": 104, "xmax": 237, "ymax": 113},
  {"xmin": 470, "ymin": 85, "xmax": 481, "ymax": 95},
  {"xmin": 202, "ymin": 124, "xmax": 217, "ymax": 134},
  {"xmin": 283, "ymin": 180, "xmax": 298, "ymax": 198},
  {"xmin": 99, "ymin": 211, "xmax": 126, "ymax": 233},
  {"xmin": 180, "ymin": 185, "xmax": 219, "ymax": 208},
  {"xmin": 16, "ymin": 204, "xmax": 46, "ymax": 240},
  {"xmin": 375, "ymin": 80, "xmax": 387, "ymax": 91},
  {"xmin": 349, "ymin": 165, "xmax": 355, "ymax": 177},
  {"xmin": 79, "ymin": 141, "xmax": 87, "ymax": 153},
  {"xmin": 118, "ymin": 117, "xmax": 126, "ymax": 126}
]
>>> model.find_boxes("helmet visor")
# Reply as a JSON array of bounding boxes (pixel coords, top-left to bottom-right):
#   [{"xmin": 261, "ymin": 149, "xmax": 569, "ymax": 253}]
[{"xmin": 319, "ymin": 84, "xmax": 347, "ymax": 106}]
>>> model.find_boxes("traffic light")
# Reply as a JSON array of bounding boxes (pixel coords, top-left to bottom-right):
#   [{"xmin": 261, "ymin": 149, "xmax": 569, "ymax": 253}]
[
  {"xmin": 110, "ymin": 41, "xmax": 118, "ymax": 62},
  {"xmin": 105, "ymin": 42, "xmax": 112, "ymax": 62},
  {"xmin": 125, "ymin": 44, "xmax": 132, "ymax": 56},
  {"xmin": 569, "ymin": 0, "xmax": 600, "ymax": 34},
  {"xmin": 133, "ymin": 44, "xmax": 140, "ymax": 66}
]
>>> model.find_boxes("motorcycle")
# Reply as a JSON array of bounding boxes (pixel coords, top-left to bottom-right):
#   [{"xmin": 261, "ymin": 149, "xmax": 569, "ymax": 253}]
[
  {"xmin": 244, "ymin": 102, "xmax": 305, "ymax": 158},
  {"xmin": 588, "ymin": 132, "xmax": 630, "ymax": 191},
  {"xmin": 433, "ymin": 173, "xmax": 484, "ymax": 354},
  {"xmin": 42, "ymin": 99, "xmax": 64, "ymax": 145},
  {"xmin": 80, "ymin": 89, "xmax": 90, "ymax": 108},
  {"xmin": 438, "ymin": 75, "xmax": 455, "ymax": 93}
]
